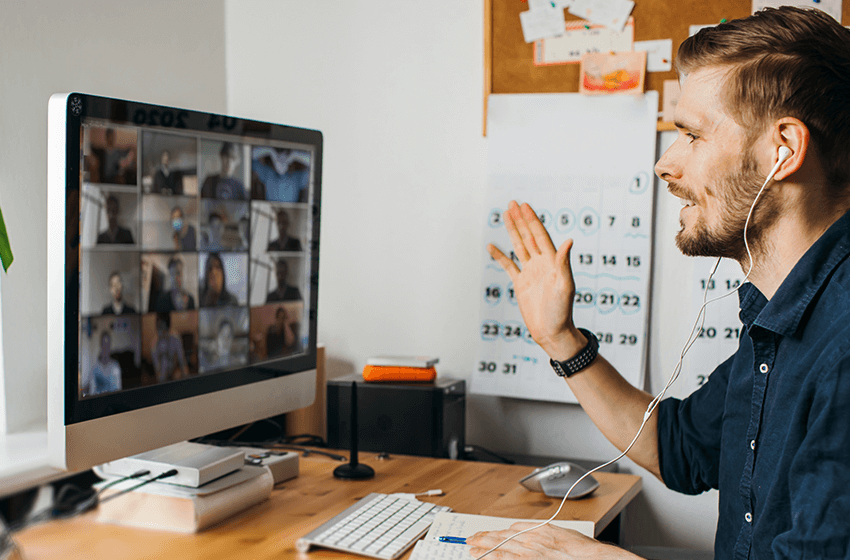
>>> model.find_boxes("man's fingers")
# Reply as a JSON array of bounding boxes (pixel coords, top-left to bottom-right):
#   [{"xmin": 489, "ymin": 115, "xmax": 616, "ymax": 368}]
[
  {"xmin": 487, "ymin": 244, "xmax": 520, "ymax": 279},
  {"xmin": 503, "ymin": 202, "xmax": 531, "ymax": 263},
  {"xmin": 508, "ymin": 201, "xmax": 544, "ymax": 257},
  {"xmin": 519, "ymin": 203, "xmax": 556, "ymax": 255}
]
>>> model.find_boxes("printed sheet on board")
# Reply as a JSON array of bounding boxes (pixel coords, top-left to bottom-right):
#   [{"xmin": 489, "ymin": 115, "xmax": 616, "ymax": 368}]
[{"xmin": 473, "ymin": 93, "xmax": 658, "ymax": 403}]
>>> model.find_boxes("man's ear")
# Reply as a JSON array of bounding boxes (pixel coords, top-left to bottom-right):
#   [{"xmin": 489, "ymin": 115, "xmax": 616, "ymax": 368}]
[{"xmin": 771, "ymin": 117, "xmax": 810, "ymax": 181}]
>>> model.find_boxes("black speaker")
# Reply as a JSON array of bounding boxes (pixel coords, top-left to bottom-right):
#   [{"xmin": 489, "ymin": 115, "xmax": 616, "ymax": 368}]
[{"xmin": 327, "ymin": 374, "xmax": 465, "ymax": 459}]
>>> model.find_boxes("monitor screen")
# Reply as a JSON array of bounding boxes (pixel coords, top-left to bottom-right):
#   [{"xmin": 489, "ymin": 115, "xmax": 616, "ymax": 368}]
[{"xmin": 47, "ymin": 93, "xmax": 322, "ymax": 471}]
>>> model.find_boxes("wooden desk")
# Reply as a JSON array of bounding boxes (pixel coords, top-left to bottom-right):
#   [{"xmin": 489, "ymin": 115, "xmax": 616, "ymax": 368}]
[{"xmin": 15, "ymin": 453, "xmax": 641, "ymax": 559}]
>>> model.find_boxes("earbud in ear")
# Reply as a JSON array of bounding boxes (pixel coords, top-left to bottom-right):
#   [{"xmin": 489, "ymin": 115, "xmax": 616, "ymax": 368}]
[{"xmin": 777, "ymin": 146, "xmax": 792, "ymax": 163}]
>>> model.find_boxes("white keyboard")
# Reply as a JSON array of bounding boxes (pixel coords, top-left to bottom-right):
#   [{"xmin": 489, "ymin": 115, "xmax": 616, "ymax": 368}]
[{"xmin": 295, "ymin": 492, "xmax": 451, "ymax": 559}]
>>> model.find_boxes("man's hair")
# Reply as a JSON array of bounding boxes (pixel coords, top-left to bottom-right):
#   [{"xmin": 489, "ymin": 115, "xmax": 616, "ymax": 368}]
[
  {"xmin": 108, "ymin": 270, "xmax": 121, "ymax": 283},
  {"xmin": 677, "ymin": 7, "xmax": 850, "ymax": 188}
]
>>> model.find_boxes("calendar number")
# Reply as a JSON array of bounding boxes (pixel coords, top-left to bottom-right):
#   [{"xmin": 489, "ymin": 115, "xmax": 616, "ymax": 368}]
[
  {"xmin": 484, "ymin": 284, "xmax": 502, "ymax": 305},
  {"xmin": 481, "ymin": 322, "xmax": 500, "ymax": 340},
  {"xmin": 479, "ymin": 361, "xmax": 497, "ymax": 372},
  {"xmin": 619, "ymin": 334, "xmax": 638, "ymax": 345},
  {"xmin": 489, "ymin": 210, "xmax": 503, "ymax": 227}
]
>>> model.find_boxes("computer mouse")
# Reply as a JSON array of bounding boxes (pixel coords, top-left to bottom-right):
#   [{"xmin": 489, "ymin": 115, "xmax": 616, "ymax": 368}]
[{"xmin": 519, "ymin": 461, "xmax": 600, "ymax": 499}]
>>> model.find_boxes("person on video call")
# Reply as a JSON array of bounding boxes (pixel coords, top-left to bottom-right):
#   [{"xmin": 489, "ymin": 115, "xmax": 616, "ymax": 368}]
[
  {"xmin": 202, "ymin": 317, "xmax": 247, "ymax": 370},
  {"xmin": 201, "ymin": 211, "xmax": 227, "ymax": 251},
  {"xmin": 171, "ymin": 206, "xmax": 196, "ymax": 251},
  {"xmin": 200, "ymin": 252, "xmax": 239, "ymax": 307},
  {"xmin": 469, "ymin": 8, "xmax": 850, "ymax": 559},
  {"xmin": 151, "ymin": 312, "xmax": 188, "ymax": 383},
  {"xmin": 88, "ymin": 332, "xmax": 122, "ymax": 396},
  {"xmin": 102, "ymin": 128, "xmax": 135, "ymax": 185},
  {"xmin": 96, "ymin": 195, "xmax": 134, "ymax": 245},
  {"xmin": 252, "ymin": 146, "xmax": 309, "ymax": 203},
  {"xmin": 265, "ymin": 306, "xmax": 297, "ymax": 358},
  {"xmin": 266, "ymin": 208, "xmax": 303, "ymax": 252},
  {"xmin": 266, "ymin": 258, "xmax": 302, "ymax": 303},
  {"xmin": 101, "ymin": 271, "xmax": 136, "ymax": 315},
  {"xmin": 201, "ymin": 142, "xmax": 246, "ymax": 200},
  {"xmin": 153, "ymin": 256, "xmax": 195, "ymax": 313},
  {"xmin": 152, "ymin": 149, "xmax": 181, "ymax": 195}
]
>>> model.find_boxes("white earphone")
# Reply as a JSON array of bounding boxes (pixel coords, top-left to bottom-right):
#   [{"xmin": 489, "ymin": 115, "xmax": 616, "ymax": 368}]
[{"xmin": 768, "ymin": 146, "xmax": 793, "ymax": 183}]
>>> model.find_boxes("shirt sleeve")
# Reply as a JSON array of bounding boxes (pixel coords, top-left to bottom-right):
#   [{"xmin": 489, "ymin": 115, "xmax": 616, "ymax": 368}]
[
  {"xmin": 656, "ymin": 353, "xmax": 734, "ymax": 495},
  {"xmin": 772, "ymin": 349, "xmax": 850, "ymax": 558}
]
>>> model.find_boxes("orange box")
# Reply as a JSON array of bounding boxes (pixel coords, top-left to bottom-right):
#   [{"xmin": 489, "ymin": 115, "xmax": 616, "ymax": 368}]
[{"xmin": 362, "ymin": 365, "xmax": 437, "ymax": 382}]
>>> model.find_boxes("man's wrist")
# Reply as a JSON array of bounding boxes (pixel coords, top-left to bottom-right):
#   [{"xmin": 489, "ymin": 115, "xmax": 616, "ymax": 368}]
[{"xmin": 540, "ymin": 327, "xmax": 588, "ymax": 362}]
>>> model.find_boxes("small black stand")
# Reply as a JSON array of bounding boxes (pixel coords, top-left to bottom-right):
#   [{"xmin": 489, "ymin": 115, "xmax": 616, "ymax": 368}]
[{"xmin": 334, "ymin": 380, "xmax": 375, "ymax": 480}]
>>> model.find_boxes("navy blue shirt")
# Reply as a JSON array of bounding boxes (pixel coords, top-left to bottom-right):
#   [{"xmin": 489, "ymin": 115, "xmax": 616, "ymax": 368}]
[{"xmin": 657, "ymin": 210, "xmax": 850, "ymax": 559}]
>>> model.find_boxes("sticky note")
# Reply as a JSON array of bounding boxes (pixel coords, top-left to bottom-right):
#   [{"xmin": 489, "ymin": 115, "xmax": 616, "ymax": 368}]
[
  {"xmin": 634, "ymin": 39, "xmax": 673, "ymax": 72},
  {"xmin": 519, "ymin": 6, "xmax": 567, "ymax": 42}
]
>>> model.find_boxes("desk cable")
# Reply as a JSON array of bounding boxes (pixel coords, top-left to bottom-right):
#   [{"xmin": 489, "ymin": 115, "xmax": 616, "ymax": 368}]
[{"xmin": 1, "ymin": 468, "xmax": 180, "ymax": 539}]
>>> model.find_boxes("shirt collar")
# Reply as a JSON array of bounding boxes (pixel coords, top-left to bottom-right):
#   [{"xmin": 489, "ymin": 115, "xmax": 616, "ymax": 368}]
[{"xmin": 737, "ymin": 210, "xmax": 850, "ymax": 337}]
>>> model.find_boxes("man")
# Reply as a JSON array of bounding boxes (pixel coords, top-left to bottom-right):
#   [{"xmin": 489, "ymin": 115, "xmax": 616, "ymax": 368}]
[
  {"xmin": 171, "ymin": 206, "xmax": 196, "ymax": 251},
  {"xmin": 101, "ymin": 271, "xmax": 136, "ymax": 315},
  {"xmin": 153, "ymin": 150, "xmax": 181, "ymax": 195},
  {"xmin": 266, "ymin": 258, "xmax": 302, "ymax": 303},
  {"xmin": 151, "ymin": 312, "xmax": 188, "ymax": 383},
  {"xmin": 153, "ymin": 256, "xmax": 196, "ymax": 313},
  {"xmin": 201, "ymin": 142, "xmax": 246, "ymax": 200},
  {"xmin": 96, "ymin": 195, "xmax": 134, "ymax": 244},
  {"xmin": 267, "ymin": 208, "xmax": 303, "ymax": 252},
  {"xmin": 470, "ymin": 7, "xmax": 850, "ymax": 559}
]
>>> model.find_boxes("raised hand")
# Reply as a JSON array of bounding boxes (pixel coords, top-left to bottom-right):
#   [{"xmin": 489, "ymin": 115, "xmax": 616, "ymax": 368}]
[{"xmin": 487, "ymin": 201, "xmax": 585, "ymax": 360}]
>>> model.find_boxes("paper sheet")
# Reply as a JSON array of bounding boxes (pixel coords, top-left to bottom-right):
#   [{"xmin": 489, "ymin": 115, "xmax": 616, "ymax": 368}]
[
  {"xmin": 534, "ymin": 18, "xmax": 634, "ymax": 66},
  {"xmin": 634, "ymin": 39, "xmax": 673, "ymax": 72},
  {"xmin": 568, "ymin": 0, "xmax": 635, "ymax": 32},
  {"xmin": 520, "ymin": 6, "xmax": 567, "ymax": 42},
  {"xmin": 409, "ymin": 512, "xmax": 594, "ymax": 560}
]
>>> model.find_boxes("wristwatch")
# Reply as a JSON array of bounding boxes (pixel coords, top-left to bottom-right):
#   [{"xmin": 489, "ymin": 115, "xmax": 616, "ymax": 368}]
[{"xmin": 549, "ymin": 328, "xmax": 599, "ymax": 377}]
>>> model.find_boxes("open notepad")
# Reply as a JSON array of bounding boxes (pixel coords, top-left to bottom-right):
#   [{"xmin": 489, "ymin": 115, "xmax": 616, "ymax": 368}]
[{"xmin": 409, "ymin": 512, "xmax": 594, "ymax": 560}]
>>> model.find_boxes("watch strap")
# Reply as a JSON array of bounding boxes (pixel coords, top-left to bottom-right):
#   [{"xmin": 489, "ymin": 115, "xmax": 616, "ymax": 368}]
[{"xmin": 549, "ymin": 328, "xmax": 599, "ymax": 377}]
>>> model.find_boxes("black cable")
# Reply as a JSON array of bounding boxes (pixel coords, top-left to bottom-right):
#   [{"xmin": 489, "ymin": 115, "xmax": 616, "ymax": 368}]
[
  {"xmin": 196, "ymin": 437, "xmax": 346, "ymax": 461},
  {"xmin": 98, "ymin": 469, "xmax": 179, "ymax": 505},
  {"xmin": 3, "ymin": 469, "xmax": 152, "ymax": 536},
  {"xmin": 464, "ymin": 445, "xmax": 515, "ymax": 464}
]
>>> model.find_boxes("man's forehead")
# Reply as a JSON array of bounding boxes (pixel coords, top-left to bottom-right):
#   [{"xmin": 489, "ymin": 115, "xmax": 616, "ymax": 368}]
[{"xmin": 675, "ymin": 67, "xmax": 736, "ymax": 133}]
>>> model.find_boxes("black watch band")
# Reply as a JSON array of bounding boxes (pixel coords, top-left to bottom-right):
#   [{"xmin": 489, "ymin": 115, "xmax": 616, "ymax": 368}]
[{"xmin": 549, "ymin": 328, "xmax": 599, "ymax": 377}]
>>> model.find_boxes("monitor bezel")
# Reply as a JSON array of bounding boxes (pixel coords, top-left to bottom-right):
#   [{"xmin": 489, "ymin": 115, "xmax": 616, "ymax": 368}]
[{"xmin": 56, "ymin": 93, "xmax": 322, "ymax": 426}]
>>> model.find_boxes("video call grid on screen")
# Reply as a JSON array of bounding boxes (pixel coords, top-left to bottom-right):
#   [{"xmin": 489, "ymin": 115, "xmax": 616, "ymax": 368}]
[{"xmin": 78, "ymin": 115, "xmax": 316, "ymax": 400}]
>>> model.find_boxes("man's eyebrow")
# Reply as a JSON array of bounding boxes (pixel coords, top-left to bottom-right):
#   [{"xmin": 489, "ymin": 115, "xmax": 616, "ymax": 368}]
[{"xmin": 674, "ymin": 119, "xmax": 703, "ymax": 134}]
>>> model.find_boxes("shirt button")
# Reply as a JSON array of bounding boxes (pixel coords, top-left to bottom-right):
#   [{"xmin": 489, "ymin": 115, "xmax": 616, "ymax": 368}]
[
  {"xmin": 745, "ymin": 512, "xmax": 753, "ymax": 523},
  {"xmin": 750, "ymin": 440, "xmax": 755, "ymax": 451},
  {"xmin": 759, "ymin": 363, "xmax": 769, "ymax": 374}
]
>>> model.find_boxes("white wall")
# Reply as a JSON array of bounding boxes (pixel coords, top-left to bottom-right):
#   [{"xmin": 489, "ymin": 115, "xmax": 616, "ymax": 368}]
[
  {"xmin": 225, "ymin": 0, "xmax": 718, "ymax": 551},
  {"xmin": 0, "ymin": 0, "xmax": 227, "ymax": 433}
]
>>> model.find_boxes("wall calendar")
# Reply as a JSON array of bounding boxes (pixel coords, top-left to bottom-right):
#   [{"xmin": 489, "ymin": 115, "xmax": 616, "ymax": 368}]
[{"xmin": 473, "ymin": 93, "xmax": 658, "ymax": 403}]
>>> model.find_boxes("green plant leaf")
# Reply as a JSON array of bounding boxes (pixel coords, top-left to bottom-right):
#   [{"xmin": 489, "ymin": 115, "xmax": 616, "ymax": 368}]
[{"xmin": 0, "ymin": 207, "xmax": 13, "ymax": 272}]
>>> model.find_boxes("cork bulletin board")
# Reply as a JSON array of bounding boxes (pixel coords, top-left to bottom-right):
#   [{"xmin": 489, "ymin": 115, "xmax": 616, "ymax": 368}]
[{"xmin": 483, "ymin": 0, "xmax": 850, "ymax": 133}]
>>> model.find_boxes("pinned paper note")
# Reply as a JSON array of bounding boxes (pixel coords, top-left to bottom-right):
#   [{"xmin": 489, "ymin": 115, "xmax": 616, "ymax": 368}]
[
  {"xmin": 752, "ymin": 0, "xmax": 842, "ymax": 22},
  {"xmin": 634, "ymin": 39, "xmax": 673, "ymax": 72},
  {"xmin": 662, "ymin": 79, "xmax": 681, "ymax": 122},
  {"xmin": 580, "ymin": 51, "xmax": 646, "ymax": 94},
  {"xmin": 519, "ymin": 6, "xmax": 567, "ymax": 42},
  {"xmin": 534, "ymin": 18, "xmax": 634, "ymax": 65},
  {"xmin": 569, "ymin": 0, "xmax": 635, "ymax": 32},
  {"xmin": 689, "ymin": 24, "xmax": 717, "ymax": 36}
]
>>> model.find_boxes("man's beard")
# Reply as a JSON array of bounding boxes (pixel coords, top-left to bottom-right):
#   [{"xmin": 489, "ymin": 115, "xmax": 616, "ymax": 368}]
[{"xmin": 672, "ymin": 149, "xmax": 780, "ymax": 262}]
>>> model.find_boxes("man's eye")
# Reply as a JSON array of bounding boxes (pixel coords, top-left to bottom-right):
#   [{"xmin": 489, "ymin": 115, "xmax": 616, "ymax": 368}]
[{"xmin": 686, "ymin": 133, "xmax": 698, "ymax": 143}]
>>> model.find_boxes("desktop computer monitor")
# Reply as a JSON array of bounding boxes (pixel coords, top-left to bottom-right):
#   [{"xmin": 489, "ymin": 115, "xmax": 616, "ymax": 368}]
[{"xmin": 46, "ymin": 93, "xmax": 322, "ymax": 472}]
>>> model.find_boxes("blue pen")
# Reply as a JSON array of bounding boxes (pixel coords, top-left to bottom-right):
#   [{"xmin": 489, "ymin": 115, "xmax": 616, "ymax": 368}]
[{"xmin": 438, "ymin": 536, "xmax": 467, "ymax": 544}]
